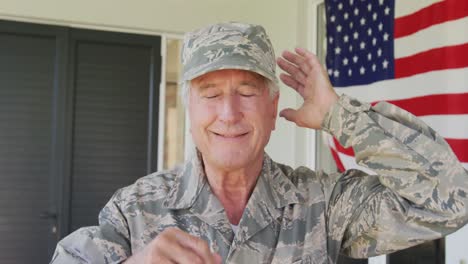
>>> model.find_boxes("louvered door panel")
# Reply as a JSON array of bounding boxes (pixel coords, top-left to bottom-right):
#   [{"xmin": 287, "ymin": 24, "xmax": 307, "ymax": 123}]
[
  {"xmin": 69, "ymin": 40, "xmax": 154, "ymax": 231},
  {"xmin": 0, "ymin": 31, "xmax": 56, "ymax": 264}
]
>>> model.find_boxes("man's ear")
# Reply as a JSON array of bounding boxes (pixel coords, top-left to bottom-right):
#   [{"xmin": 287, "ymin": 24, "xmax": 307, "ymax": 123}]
[{"xmin": 272, "ymin": 92, "xmax": 280, "ymax": 130}]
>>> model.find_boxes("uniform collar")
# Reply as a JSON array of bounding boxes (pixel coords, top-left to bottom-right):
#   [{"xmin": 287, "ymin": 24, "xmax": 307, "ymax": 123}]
[
  {"xmin": 163, "ymin": 150, "xmax": 304, "ymax": 210},
  {"xmin": 234, "ymin": 153, "xmax": 306, "ymax": 244},
  {"xmin": 163, "ymin": 149, "xmax": 207, "ymax": 210},
  {"xmin": 163, "ymin": 150, "xmax": 306, "ymax": 244}
]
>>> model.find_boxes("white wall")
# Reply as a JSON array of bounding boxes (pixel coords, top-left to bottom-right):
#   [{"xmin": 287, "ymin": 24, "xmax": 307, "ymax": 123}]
[
  {"xmin": 446, "ymin": 225, "xmax": 468, "ymax": 264},
  {"xmin": 0, "ymin": 0, "xmax": 314, "ymax": 167}
]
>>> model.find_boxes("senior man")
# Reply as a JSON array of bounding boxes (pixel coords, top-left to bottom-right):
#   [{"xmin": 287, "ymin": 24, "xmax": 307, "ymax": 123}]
[{"xmin": 51, "ymin": 22, "xmax": 468, "ymax": 264}]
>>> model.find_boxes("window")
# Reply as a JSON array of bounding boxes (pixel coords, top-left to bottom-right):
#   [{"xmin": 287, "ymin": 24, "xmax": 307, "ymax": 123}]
[{"xmin": 162, "ymin": 38, "xmax": 186, "ymax": 169}]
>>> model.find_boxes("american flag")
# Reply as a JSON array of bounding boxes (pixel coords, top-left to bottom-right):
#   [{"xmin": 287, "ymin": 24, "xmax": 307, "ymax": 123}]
[{"xmin": 325, "ymin": 0, "xmax": 468, "ymax": 173}]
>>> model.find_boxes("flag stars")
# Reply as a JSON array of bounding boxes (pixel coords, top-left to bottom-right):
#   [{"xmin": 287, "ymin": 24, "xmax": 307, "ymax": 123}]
[
  {"xmin": 343, "ymin": 57, "xmax": 349, "ymax": 66},
  {"xmin": 382, "ymin": 59, "xmax": 389, "ymax": 69},
  {"xmin": 354, "ymin": 8, "xmax": 359, "ymax": 16},
  {"xmin": 335, "ymin": 47, "xmax": 341, "ymax": 55},
  {"xmin": 344, "ymin": 35, "xmax": 349, "ymax": 43},
  {"xmin": 353, "ymin": 31, "xmax": 359, "ymax": 39},
  {"xmin": 360, "ymin": 41, "xmax": 366, "ymax": 50},
  {"xmin": 360, "ymin": 18, "xmax": 366, "ymax": 25},
  {"xmin": 325, "ymin": 0, "xmax": 396, "ymax": 81},
  {"xmin": 383, "ymin": 32, "xmax": 389, "ymax": 41},
  {"xmin": 385, "ymin": 6, "xmax": 390, "ymax": 15},
  {"xmin": 360, "ymin": 66, "xmax": 366, "ymax": 75},
  {"xmin": 334, "ymin": 70, "xmax": 340, "ymax": 77}
]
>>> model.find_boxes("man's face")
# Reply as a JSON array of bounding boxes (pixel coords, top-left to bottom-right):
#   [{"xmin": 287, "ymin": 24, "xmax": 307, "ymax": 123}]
[{"xmin": 189, "ymin": 69, "xmax": 279, "ymax": 171}]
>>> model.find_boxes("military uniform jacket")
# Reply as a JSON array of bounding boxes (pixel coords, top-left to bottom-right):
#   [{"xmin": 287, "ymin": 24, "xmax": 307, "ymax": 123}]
[{"xmin": 51, "ymin": 95, "xmax": 468, "ymax": 264}]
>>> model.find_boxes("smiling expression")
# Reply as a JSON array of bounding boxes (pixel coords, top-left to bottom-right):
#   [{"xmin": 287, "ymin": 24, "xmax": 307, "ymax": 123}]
[{"xmin": 189, "ymin": 69, "xmax": 279, "ymax": 171}]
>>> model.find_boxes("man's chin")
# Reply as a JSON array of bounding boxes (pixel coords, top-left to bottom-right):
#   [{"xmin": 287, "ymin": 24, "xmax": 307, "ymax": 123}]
[{"xmin": 208, "ymin": 152, "xmax": 252, "ymax": 170}]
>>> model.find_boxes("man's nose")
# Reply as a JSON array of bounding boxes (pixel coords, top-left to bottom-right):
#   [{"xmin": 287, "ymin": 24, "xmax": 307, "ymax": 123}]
[{"xmin": 219, "ymin": 95, "xmax": 242, "ymax": 124}]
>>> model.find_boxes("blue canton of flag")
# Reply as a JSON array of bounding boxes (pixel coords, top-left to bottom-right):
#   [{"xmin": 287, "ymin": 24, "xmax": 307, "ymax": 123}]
[{"xmin": 326, "ymin": 0, "xmax": 395, "ymax": 87}]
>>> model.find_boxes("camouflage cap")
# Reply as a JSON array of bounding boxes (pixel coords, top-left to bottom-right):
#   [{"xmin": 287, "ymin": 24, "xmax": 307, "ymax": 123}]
[{"xmin": 181, "ymin": 22, "xmax": 278, "ymax": 84}]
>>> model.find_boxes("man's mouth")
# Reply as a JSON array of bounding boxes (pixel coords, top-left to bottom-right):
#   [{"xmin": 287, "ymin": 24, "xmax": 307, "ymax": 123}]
[{"xmin": 211, "ymin": 132, "xmax": 249, "ymax": 138}]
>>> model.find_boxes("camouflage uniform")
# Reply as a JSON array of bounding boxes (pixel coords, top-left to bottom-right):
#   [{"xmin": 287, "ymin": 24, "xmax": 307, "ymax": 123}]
[{"xmin": 50, "ymin": 23, "xmax": 468, "ymax": 263}]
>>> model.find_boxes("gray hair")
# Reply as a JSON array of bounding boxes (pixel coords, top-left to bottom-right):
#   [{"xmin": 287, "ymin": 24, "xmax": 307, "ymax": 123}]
[{"xmin": 180, "ymin": 78, "xmax": 279, "ymax": 106}]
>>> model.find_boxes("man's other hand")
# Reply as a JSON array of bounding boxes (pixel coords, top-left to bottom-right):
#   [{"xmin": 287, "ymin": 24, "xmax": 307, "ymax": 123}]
[{"xmin": 124, "ymin": 227, "xmax": 222, "ymax": 264}]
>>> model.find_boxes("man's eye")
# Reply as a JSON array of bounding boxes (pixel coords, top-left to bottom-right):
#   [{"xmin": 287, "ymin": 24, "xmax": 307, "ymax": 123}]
[
  {"xmin": 238, "ymin": 86, "xmax": 259, "ymax": 97},
  {"xmin": 204, "ymin": 94, "xmax": 219, "ymax": 99}
]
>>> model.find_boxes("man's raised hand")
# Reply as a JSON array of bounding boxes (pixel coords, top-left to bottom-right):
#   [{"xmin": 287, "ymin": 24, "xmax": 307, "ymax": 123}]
[{"xmin": 277, "ymin": 47, "xmax": 339, "ymax": 129}]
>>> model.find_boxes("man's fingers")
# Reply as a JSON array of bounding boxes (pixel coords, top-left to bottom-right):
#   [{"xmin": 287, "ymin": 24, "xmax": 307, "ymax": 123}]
[
  {"xmin": 279, "ymin": 74, "xmax": 304, "ymax": 96},
  {"xmin": 279, "ymin": 108, "xmax": 299, "ymax": 124},
  {"xmin": 277, "ymin": 57, "xmax": 307, "ymax": 85},
  {"xmin": 153, "ymin": 228, "xmax": 220, "ymax": 264},
  {"xmin": 281, "ymin": 50, "xmax": 312, "ymax": 74},
  {"xmin": 174, "ymin": 229, "xmax": 218, "ymax": 264},
  {"xmin": 295, "ymin": 47, "xmax": 319, "ymax": 63},
  {"xmin": 213, "ymin": 253, "xmax": 222, "ymax": 264},
  {"xmin": 165, "ymin": 249, "xmax": 201, "ymax": 264},
  {"xmin": 163, "ymin": 241, "xmax": 203, "ymax": 264},
  {"xmin": 156, "ymin": 259, "xmax": 176, "ymax": 264},
  {"xmin": 294, "ymin": 47, "xmax": 323, "ymax": 74}
]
